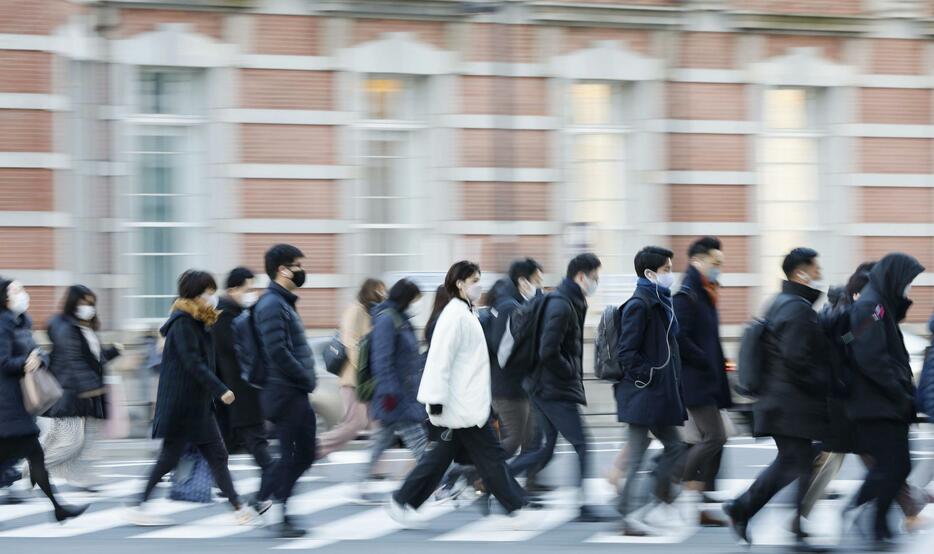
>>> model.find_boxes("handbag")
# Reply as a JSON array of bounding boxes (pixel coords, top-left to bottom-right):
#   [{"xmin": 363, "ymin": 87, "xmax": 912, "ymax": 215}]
[
  {"xmin": 323, "ymin": 334, "xmax": 348, "ymax": 376},
  {"xmin": 20, "ymin": 367, "xmax": 64, "ymax": 416},
  {"xmin": 170, "ymin": 447, "xmax": 214, "ymax": 503}
]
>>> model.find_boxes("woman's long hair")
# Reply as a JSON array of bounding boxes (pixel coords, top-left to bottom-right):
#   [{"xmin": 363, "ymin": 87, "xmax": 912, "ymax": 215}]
[
  {"xmin": 357, "ymin": 278, "xmax": 386, "ymax": 307},
  {"xmin": 425, "ymin": 285, "xmax": 450, "ymax": 346},
  {"xmin": 62, "ymin": 284, "xmax": 100, "ymax": 331}
]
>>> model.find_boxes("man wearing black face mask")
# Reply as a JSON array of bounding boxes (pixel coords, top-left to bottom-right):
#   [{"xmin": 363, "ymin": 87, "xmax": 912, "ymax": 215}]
[
  {"xmin": 253, "ymin": 244, "xmax": 317, "ymax": 538},
  {"xmin": 844, "ymin": 252, "xmax": 924, "ymax": 551}
]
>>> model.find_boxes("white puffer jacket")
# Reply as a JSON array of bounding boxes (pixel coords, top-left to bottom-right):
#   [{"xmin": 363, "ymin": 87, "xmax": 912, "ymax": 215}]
[{"xmin": 417, "ymin": 298, "xmax": 491, "ymax": 429}]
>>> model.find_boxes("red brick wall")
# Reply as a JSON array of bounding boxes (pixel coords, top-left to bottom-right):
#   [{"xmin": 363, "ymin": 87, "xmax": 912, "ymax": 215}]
[
  {"xmin": 860, "ymin": 138, "xmax": 933, "ymax": 173},
  {"xmin": 117, "ymin": 8, "xmax": 223, "ymax": 40},
  {"xmin": 677, "ymin": 33, "xmax": 736, "ymax": 69},
  {"xmin": 461, "ymin": 130, "xmax": 550, "ymax": 167},
  {"xmin": 562, "ymin": 27, "xmax": 651, "ymax": 55},
  {"xmin": 0, "ymin": 228, "xmax": 54, "ymax": 269},
  {"xmin": 252, "ymin": 15, "xmax": 321, "ymax": 56},
  {"xmin": 239, "ymin": 70, "xmax": 334, "ymax": 110},
  {"xmin": 240, "ymin": 180, "xmax": 339, "ymax": 219},
  {"xmin": 860, "ymin": 88, "xmax": 931, "ymax": 124},
  {"xmin": 460, "ymin": 77, "xmax": 548, "ymax": 116},
  {"xmin": 352, "ymin": 19, "xmax": 446, "ymax": 48},
  {"xmin": 870, "ymin": 39, "xmax": 924, "ymax": 75},
  {"xmin": 668, "ymin": 235, "xmax": 750, "ymax": 273},
  {"xmin": 294, "ymin": 288, "xmax": 338, "ymax": 328},
  {"xmin": 0, "ymin": 110, "xmax": 52, "ymax": 152},
  {"xmin": 667, "ymin": 83, "xmax": 747, "ymax": 120},
  {"xmin": 670, "ymin": 185, "xmax": 749, "ymax": 222},
  {"xmin": 861, "ymin": 237, "xmax": 934, "ymax": 270},
  {"xmin": 20, "ymin": 286, "xmax": 59, "ymax": 330},
  {"xmin": 240, "ymin": 125, "xmax": 336, "ymax": 165},
  {"xmin": 461, "ymin": 182, "xmax": 551, "ymax": 221},
  {"xmin": 468, "ymin": 24, "xmax": 537, "ymax": 62},
  {"xmin": 733, "ymin": 0, "xmax": 862, "ymax": 15},
  {"xmin": 905, "ymin": 287, "xmax": 934, "ymax": 324},
  {"xmin": 0, "ymin": 0, "xmax": 68, "ymax": 35},
  {"xmin": 0, "ymin": 51, "xmax": 52, "ymax": 93},
  {"xmin": 465, "ymin": 235, "xmax": 554, "ymax": 274},
  {"xmin": 668, "ymin": 134, "xmax": 748, "ymax": 171},
  {"xmin": 242, "ymin": 234, "xmax": 338, "ymax": 274},
  {"xmin": 718, "ymin": 286, "xmax": 751, "ymax": 324},
  {"xmin": 766, "ymin": 35, "xmax": 843, "ymax": 61},
  {"xmin": 0, "ymin": 170, "xmax": 54, "ymax": 211},
  {"xmin": 859, "ymin": 188, "xmax": 933, "ymax": 224}
]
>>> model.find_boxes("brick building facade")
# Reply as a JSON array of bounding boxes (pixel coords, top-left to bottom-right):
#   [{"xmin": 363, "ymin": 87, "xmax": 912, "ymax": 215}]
[{"xmin": 2, "ymin": 0, "xmax": 934, "ymax": 336}]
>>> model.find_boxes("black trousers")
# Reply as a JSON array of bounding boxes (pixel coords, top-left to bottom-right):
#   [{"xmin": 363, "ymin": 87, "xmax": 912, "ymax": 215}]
[
  {"xmin": 855, "ymin": 420, "xmax": 911, "ymax": 540},
  {"xmin": 394, "ymin": 420, "xmax": 526, "ymax": 513},
  {"xmin": 258, "ymin": 391, "xmax": 316, "ymax": 506},
  {"xmin": 0, "ymin": 434, "xmax": 63, "ymax": 510},
  {"xmin": 233, "ymin": 424, "xmax": 274, "ymax": 472},
  {"xmin": 508, "ymin": 397, "xmax": 589, "ymax": 488},
  {"xmin": 734, "ymin": 435, "xmax": 814, "ymax": 536},
  {"xmin": 141, "ymin": 423, "xmax": 240, "ymax": 507}
]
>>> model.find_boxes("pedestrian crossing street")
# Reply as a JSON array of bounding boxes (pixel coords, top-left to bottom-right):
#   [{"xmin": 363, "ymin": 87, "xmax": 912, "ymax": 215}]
[{"xmin": 3, "ymin": 474, "xmax": 927, "ymax": 550}]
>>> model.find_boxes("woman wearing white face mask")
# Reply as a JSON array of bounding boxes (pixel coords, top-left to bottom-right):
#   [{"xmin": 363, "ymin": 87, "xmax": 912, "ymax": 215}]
[
  {"xmin": 0, "ymin": 278, "xmax": 88, "ymax": 522},
  {"xmin": 31, "ymin": 285, "xmax": 123, "ymax": 491}
]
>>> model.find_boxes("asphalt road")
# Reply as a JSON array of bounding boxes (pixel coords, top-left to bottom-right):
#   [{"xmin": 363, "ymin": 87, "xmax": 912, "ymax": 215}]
[{"xmin": 1, "ymin": 429, "xmax": 933, "ymax": 554}]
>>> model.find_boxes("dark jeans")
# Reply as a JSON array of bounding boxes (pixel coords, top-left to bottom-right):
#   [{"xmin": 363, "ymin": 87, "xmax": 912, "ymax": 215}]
[
  {"xmin": 394, "ymin": 420, "xmax": 525, "ymax": 513},
  {"xmin": 0, "ymin": 434, "xmax": 64, "ymax": 510},
  {"xmin": 733, "ymin": 435, "xmax": 814, "ymax": 537},
  {"xmin": 233, "ymin": 424, "xmax": 274, "ymax": 472},
  {"xmin": 855, "ymin": 420, "xmax": 912, "ymax": 540},
  {"xmin": 259, "ymin": 390, "xmax": 316, "ymax": 506},
  {"xmin": 509, "ymin": 397, "xmax": 589, "ymax": 488},
  {"xmin": 683, "ymin": 404, "xmax": 727, "ymax": 484},
  {"xmin": 141, "ymin": 423, "xmax": 241, "ymax": 507}
]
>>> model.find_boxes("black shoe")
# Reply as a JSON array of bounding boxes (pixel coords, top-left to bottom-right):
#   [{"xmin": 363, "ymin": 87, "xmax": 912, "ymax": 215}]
[
  {"xmin": 576, "ymin": 505, "xmax": 614, "ymax": 523},
  {"xmin": 273, "ymin": 519, "xmax": 307, "ymax": 539},
  {"xmin": 54, "ymin": 503, "xmax": 89, "ymax": 523},
  {"xmin": 792, "ymin": 538, "xmax": 830, "ymax": 553},
  {"xmin": 723, "ymin": 501, "xmax": 750, "ymax": 545}
]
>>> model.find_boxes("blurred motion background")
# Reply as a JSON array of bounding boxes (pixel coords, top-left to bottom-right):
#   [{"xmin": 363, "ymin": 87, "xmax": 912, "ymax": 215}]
[{"xmin": 4, "ymin": 0, "xmax": 934, "ymax": 429}]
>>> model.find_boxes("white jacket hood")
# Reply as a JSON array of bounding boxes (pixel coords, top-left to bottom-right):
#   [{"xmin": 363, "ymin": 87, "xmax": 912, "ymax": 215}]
[{"xmin": 417, "ymin": 299, "xmax": 491, "ymax": 429}]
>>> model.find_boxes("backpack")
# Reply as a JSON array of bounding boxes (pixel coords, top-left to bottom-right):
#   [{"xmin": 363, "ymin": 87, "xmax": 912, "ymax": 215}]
[
  {"xmin": 496, "ymin": 294, "xmax": 554, "ymax": 374},
  {"xmin": 594, "ymin": 305, "xmax": 623, "ymax": 382},
  {"xmin": 736, "ymin": 295, "xmax": 805, "ymax": 397},
  {"xmin": 356, "ymin": 309, "xmax": 403, "ymax": 402},
  {"xmin": 233, "ymin": 308, "xmax": 266, "ymax": 389}
]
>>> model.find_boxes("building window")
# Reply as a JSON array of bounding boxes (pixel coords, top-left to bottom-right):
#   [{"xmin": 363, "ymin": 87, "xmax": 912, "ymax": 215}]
[
  {"xmin": 126, "ymin": 69, "xmax": 205, "ymax": 321},
  {"xmin": 759, "ymin": 88, "xmax": 823, "ymax": 291},
  {"xmin": 356, "ymin": 75, "xmax": 426, "ymax": 276},
  {"xmin": 566, "ymin": 82, "xmax": 628, "ymax": 274}
]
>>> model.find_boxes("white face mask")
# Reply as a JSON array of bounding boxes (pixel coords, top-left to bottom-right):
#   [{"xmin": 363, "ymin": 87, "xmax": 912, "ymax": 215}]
[
  {"xmin": 798, "ymin": 271, "xmax": 824, "ymax": 292},
  {"xmin": 707, "ymin": 267, "xmax": 722, "ymax": 283},
  {"xmin": 240, "ymin": 291, "xmax": 259, "ymax": 308},
  {"xmin": 202, "ymin": 293, "xmax": 219, "ymax": 310},
  {"xmin": 407, "ymin": 298, "xmax": 423, "ymax": 317},
  {"xmin": 466, "ymin": 282, "xmax": 483, "ymax": 304},
  {"xmin": 75, "ymin": 305, "xmax": 96, "ymax": 321},
  {"xmin": 581, "ymin": 275, "xmax": 599, "ymax": 297},
  {"xmin": 9, "ymin": 291, "xmax": 29, "ymax": 315},
  {"xmin": 518, "ymin": 279, "xmax": 540, "ymax": 302},
  {"xmin": 647, "ymin": 270, "xmax": 674, "ymax": 290}
]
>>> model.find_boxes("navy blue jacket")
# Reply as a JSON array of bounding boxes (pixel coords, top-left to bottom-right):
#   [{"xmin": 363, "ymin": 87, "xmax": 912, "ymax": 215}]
[
  {"xmin": 152, "ymin": 305, "xmax": 229, "ymax": 442},
  {"xmin": 369, "ymin": 301, "xmax": 424, "ymax": 424},
  {"xmin": 614, "ymin": 282, "xmax": 687, "ymax": 427},
  {"xmin": 0, "ymin": 311, "xmax": 40, "ymax": 438},
  {"xmin": 673, "ymin": 266, "xmax": 731, "ymax": 409},
  {"xmin": 254, "ymin": 282, "xmax": 316, "ymax": 395},
  {"xmin": 527, "ymin": 278, "xmax": 588, "ymax": 406},
  {"xmin": 917, "ymin": 315, "xmax": 934, "ymax": 418},
  {"xmin": 487, "ymin": 278, "xmax": 529, "ymax": 400}
]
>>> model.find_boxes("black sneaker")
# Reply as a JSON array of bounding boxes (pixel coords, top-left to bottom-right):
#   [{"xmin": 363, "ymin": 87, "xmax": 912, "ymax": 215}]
[
  {"xmin": 272, "ymin": 518, "xmax": 307, "ymax": 539},
  {"xmin": 576, "ymin": 505, "xmax": 614, "ymax": 523},
  {"xmin": 723, "ymin": 501, "xmax": 750, "ymax": 545}
]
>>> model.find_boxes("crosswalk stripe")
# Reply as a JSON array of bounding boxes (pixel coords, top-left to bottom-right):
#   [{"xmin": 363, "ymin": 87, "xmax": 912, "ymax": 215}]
[
  {"xmin": 0, "ymin": 502, "xmax": 53, "ymax": 523},
  {"xmin": 432, "ymin": 487, "xmax": 579, "ymax": 542},
  {"xmin": 587, "ymin": 527, "xmax": 698, "ymax": 544},
  {"xmin": 0, "ymin": 477, "xmax": 260, "ymax": 538}
]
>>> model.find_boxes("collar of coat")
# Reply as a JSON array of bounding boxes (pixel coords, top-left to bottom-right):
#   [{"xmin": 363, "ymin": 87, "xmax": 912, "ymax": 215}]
[
  {"xmin": 781, "ymin": 280, "xmax": 823, "ymax": 306},
  {"xmin": 556, "ymin": 277, "xmax": 588, "ymax": 315},
  {"xmin": 170, "ymin": 298, "xmax": 220, "ymax": 327},
  {"xmin": 268, "ymin": 281, "xmax": 299, "ymax": 307}
]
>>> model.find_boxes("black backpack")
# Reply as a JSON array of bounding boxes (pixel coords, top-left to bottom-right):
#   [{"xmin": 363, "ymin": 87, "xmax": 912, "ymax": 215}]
[
  {"xmin": 496, "ymin": 293, "xmax": 554, "ymax": 374},
  {"xmin": 594, "ymin": 298, "xmax": 655, "ymax": 382},
  {"xmin": 233, "ymin": 308, "xmax": 266, "ymax": 389},
  {"xmin": 736, "ymin": 295, "xmax": 804, "ymax": 397},
  {"xmin": 355, "ymin": 308, "xmax": 403, "ymax": 402}
]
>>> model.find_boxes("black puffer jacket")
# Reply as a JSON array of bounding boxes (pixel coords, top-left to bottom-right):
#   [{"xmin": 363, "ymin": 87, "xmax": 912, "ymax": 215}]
[
  {"xmin": 753, "ymin": 281, "xmax": 831, "ymax": 441},
  {"xmin": 0, "ymin": 311, "xmax": 40, "ymax": 439},
  {"xmin": 527, "ymin": 278, "xmax": 587, "ymax": 405},
  {"xmin": 253, "ymin": 282, "xmax": 316, "ymax": 393},
  {"xmin": 214, "ymin": 296, "xmax": 263, "ymax": 429},
  {"xmin": 846, "ymin": 253, "xmax": 924, "ymax": 424},
  {"xmin": 45, "ymin": 314, "xmax": 120, "ymax": 418}
]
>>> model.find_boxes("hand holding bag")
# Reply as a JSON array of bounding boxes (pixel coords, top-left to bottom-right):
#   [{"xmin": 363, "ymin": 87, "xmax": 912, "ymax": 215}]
[{"xmin": 21, "ymin": 366, "xmax": 64, "ymax": 415}]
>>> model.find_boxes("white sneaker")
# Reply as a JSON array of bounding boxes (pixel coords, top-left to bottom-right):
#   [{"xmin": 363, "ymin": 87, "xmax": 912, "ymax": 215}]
[
  {"xmin": 643, "ymin": 502, "xmax": 683, "ymax": 530},
  {"xmin": 622, "ymin": 514, "xmax": 660, "ymax": 536},
  {"xmin": 386, "ymin": 498, "xmax": 424, "ymax": 530},
  {"xmin": 234, "ymin": 506, "xmax": 259, "ymax": 526},
  {"xmin": 507, "ymin": 508, "xmax": 543, "ymax": 531},
  {"xmin": 125, "ymin": 504, "xmax": 171, "ymax": 526}
]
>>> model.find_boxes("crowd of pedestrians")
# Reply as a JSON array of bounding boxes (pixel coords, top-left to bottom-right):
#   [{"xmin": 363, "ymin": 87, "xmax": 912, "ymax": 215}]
[{"xmin": 1, "ymin": 240, "xmax": 933, "ymax": 552}]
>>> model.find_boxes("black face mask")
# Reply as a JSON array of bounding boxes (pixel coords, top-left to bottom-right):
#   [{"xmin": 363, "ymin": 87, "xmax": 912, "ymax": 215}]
[{"xmin": 290, "ymin": 269, "xmax": 306, "ymax": 288}]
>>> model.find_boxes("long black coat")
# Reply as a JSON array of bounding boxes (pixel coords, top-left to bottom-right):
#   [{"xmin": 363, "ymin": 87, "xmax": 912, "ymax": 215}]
[
  {"xmin": 0, "ymin": 311, "xmax": 40, "ymax": 439},
  {"xmin": 152, "ymin": 305, "xmax": 229, "ymax": 443},
  {"xmin": 45, "ymin": 314, "xmax": 120, "ymax": 419},
  {"xmin": 846, "ymin": 254, "xmax": 924, "ymax": 424},
  {"xmin": 527, "ymin": 278, "xmax": 587, "ymax": 405},
  {"xmin": 673, "ymin": 266, "xmax": 731, "ymax": 409},
  {"xmin": 614, "ymin": 282, "xmax": 687, "ymax": 427},
  {"xmin": 753, "ymin": 281, "xmax": 831, "ymax": 441},
  {"xmin": 214, "ymin": 296, "xmax": 263, "ymax": 429}
]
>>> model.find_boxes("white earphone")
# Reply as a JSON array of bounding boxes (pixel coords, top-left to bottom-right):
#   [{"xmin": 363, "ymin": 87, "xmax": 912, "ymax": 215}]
[{"xmin": 634, "ymin": 273, "xmax": 676, "ymax": 390}]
